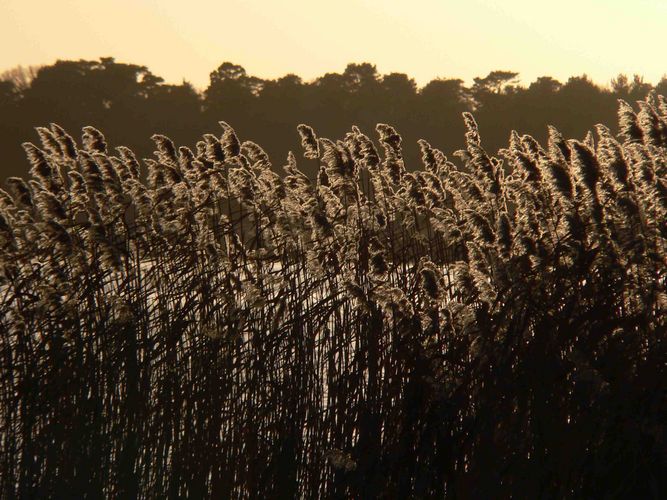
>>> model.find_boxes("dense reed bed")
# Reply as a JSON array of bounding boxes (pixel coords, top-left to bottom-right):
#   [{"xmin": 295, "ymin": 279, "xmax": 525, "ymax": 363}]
[{"xmin": 0, "ymin": 95, "xmax": 665, "ymax": 498}]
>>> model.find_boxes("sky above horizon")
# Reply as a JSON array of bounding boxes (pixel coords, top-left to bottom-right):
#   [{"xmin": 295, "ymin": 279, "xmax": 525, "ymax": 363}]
[{"xmin": 1, "ymin": 0, "xmax": 665, "ymax": 90}]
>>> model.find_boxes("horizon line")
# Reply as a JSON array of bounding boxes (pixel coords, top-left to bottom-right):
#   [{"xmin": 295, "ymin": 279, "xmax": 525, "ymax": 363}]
[{"xmin": 2, "ymin": 56, "xmax": 665, "ymax": 93}]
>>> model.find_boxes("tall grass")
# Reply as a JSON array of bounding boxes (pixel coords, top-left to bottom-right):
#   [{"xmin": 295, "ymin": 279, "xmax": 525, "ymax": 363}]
[{"xmin": 0, "ymin": 95, "xmax": 665, "ymax": 498}]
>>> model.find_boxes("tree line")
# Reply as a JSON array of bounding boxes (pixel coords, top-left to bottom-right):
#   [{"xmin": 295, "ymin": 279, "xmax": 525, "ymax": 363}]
[{"xmin": 1, "ymin": 57, "xmax": 665, "ymax": 179}]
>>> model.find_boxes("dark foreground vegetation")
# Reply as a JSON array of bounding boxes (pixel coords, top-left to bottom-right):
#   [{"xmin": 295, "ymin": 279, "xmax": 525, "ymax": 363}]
[
  {"xmin": 2, "ymin": 58, "xmax": 667, "ymax": 181},
  {"xmin": 0, "ymin": 94, "xmax": 665, "ymax": 498}
]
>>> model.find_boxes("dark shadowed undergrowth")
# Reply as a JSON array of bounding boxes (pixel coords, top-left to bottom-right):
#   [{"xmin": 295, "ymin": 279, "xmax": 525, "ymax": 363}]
[{"xmin": 0, "ymin": 95, "xmax": 665, "ymax": 498}]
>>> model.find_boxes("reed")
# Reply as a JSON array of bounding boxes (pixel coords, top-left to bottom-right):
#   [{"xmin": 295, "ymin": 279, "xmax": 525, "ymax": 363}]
[{"xmin": 0, "ymin": 96, "xmax": 665, "ymax": 498}]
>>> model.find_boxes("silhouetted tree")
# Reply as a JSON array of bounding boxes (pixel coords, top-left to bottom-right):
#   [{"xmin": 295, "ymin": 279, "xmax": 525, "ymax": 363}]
[
  {"xmin": 656, "ymin": 76, "xmax": 667, "ymax": 97},
  {"xmin": 528, "ymin": 76, "xmax": 562, "ymax": 95},
  {"xmin": 145, "ymin": 81, "xmax": 203, "ymax": 147},
  {"xmin": 0, "ymin": 81, "xmax": 19, "ymax": 108},
  {"xmin": 205, "ymin": 63, "xmax": 261, "ymax": 112},
  {"xmin": 470, "ymin": 72, "xmax": 523, "ymax": 151},
  {"xmin": 502, "ymin": 76, "xmax": 562, "ymax": 145},
  {"xmin": 381, "ymin": 72, "xmax": 418, "ymax": 113},
  {"xmin": 611, "ymin": 73, "xmax": 654, "ymax": 102},
  {"xmin": 0, "ymin": 58, "xmax": 662, "ymax": 182},
  {"xmin": 418, "ymin": 78, "xmax": 470, "ymax": 152},
  {"xmin": 473, "ymin": 70, "xmax": 520, "ymax": 99},
  {"xmin": 342, "ymin": 63, "xmax": 382, "ymax": 125},
  {"xmin": 554, "ymin": 74, "xmax": 615, "ymax": 139},
  {"xmin": 0, "ymin": 65, "xmax": 40, "ymax": 92},
  {"xmin": 255, "ymin": 74, "xmax": 308, "ymax": 167}
]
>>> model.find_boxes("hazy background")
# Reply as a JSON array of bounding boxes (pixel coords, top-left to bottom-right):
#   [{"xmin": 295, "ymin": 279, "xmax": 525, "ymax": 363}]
[
  {"xmin": 2, "ymin": 0, "xmax": 666, "ymax": 90},
  {"xmin": 1, "ymin": 0, "xmax": 666, "ymax": 180}
]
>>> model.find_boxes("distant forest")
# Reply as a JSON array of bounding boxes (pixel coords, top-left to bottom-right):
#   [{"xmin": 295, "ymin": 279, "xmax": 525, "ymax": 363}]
[{"xmin": 1, "ymin": 57, "xmax": 665, "ymax": 179}]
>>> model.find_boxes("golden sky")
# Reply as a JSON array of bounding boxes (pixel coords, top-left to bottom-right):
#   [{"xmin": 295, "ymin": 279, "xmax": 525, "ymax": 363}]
[{"xmin": 1, "ymin": 0, "xmax": 665, "ymax": 89}]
